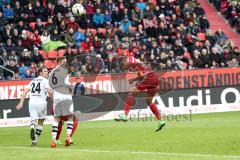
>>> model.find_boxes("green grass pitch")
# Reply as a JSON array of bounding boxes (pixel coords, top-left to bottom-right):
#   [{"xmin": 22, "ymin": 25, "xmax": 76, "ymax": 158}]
[{"xmin": 0, "ymin": 111, "xmax": 240, "ymax": 160}]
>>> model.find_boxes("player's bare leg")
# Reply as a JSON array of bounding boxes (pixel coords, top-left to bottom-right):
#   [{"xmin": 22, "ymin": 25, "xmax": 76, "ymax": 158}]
[
  {"xmin": 51, "ymin": 117, "xmax": 60, "ymax": 148},
  {"xmin": 31, "ymin": 119, "xmax": 44, "ymax": 146},
  {"xmin": 146, "ymin": 95, "xmax": 165, "ymax": 132},
  {"xmin": 114, "ymin": 87, "xmax": 140, "ymax": 122},
  {"xmin": 65, "ymin": 114, "xmax": 74, "ymax": 147}
]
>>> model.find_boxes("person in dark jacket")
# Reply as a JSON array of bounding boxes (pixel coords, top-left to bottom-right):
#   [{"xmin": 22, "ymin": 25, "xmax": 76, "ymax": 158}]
[
  {"xmin": 33, "ymin": 1, "xmax": 45, "ymax": 20},
  {"xmin": 32, "ymin": 47, "xmax": 44, "ymax": 64},
  {"xmin": 54, "ymin": 0, "xmax": 66, "ymax": 15},
  {"xmin": 112, "ymin": 6, "xmax": 123, "ymax": 26},
  {"xmin": 73, "ymin": 78, "xmax": 85, "ymax": 96}
]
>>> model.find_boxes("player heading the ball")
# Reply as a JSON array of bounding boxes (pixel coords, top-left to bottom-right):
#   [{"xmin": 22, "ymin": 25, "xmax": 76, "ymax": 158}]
[{"xmin": 114, "ymin": 57, "xmax": 166, "ymax": 132}]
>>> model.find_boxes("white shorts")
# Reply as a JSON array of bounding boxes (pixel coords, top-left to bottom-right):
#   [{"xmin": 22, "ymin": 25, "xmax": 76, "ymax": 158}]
[
  {"xmin": 53, "ymin": 98, "xmax": 74, "ymax": 117},
  {"xmin": 29, "ymin": 103, "xmax": 47, "ymax": 121}
]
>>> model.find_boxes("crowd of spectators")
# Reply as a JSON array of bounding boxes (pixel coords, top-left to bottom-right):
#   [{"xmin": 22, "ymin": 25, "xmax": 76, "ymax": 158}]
[
  {"xmin": 0, "ymin": 0, "xmax": 239, "ymax": 80},
  {"xmin": 211, "ymin": 0, "xmax": 240, "ymax": 32}
]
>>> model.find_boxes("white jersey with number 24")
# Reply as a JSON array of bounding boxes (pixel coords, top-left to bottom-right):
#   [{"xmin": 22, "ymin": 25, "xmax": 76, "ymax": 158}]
[{"xmin": 27, "ymin": 76, "xmax": 50, "ymax": 104}]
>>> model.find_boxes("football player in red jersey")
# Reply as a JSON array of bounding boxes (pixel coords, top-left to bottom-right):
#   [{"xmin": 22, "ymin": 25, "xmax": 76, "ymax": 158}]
[{"xmin": 114, "ymin": 57, "xmax": 165, "ymax": 132}]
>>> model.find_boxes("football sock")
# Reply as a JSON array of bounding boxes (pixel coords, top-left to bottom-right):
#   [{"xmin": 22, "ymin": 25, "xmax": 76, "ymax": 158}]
[
  {"xmin": 149, "ymin": 103, "xmax": 161, "ymax": 120},
  {"xmin": 124, "ymin": 94, "xmax": 135, "ymax": 115},
  {"xmin": 52, "ymin": 122, "xmax": 58, "ymax": 141},
  {"xmin": 56, "ymin": 123, "xmax": 63, "ymax": 140},
  {"xmin": 70, "ymin": 120, "xmax": 78, "ymax": 137},
  {"xmin": 67, "ymin": 121, "xmax": 73, "ymax": 137},
  {"xmin": 35, "ymin": 125, "xmax": 43, "ymax": 142}
]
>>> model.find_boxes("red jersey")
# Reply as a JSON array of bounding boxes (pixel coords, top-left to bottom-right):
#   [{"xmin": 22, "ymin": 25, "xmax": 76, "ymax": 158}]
[
  {"xmin": 128, "ymin": 63, "xmax": 150, "ymax": 74},
  {"xmin": 128, "ymin": 63, "xmax": 159, "ymax": 96}
]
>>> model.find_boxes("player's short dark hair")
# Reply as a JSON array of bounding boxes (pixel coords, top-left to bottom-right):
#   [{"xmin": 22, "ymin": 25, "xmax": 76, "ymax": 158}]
[
  {"xmin": 57, "ymin": 56, "xmax": 66, "ymax": 63},
  {"xmin": 37, "ymin": 67, "xmax": 47, "ymax": 76}
]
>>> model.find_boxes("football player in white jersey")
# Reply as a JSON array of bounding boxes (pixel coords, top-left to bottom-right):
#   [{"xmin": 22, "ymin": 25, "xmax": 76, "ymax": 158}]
[
  {"xmin": 16, "ymin": 67, "xmax": 52, "ymax": 146},
  {"xmin": 49, "ymin": 56, "xmax": 74, "ymax": 148}
]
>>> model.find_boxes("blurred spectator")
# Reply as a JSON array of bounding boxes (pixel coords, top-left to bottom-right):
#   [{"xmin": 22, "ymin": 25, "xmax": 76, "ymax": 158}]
[
  {"xmin": 31, "ymin": 30, "xmax": 42, "ymax": 47},
  {"xmin": 3, "ymin": 4, "xmax": 14, "ymax": 22},
  {"xmin": 13, "ymin": 72, "xmax": 21, "ymax": 80},
  {"xmin": 4, "ymin": 59, "xmax": 18, "ymax": 80},
  {"xmin": 34, "ymin": 18, "xmax": 45, "ymax": 34},
  {"xmin": 54, "ymin": 0, "xmax": 66, "ymax": 15},
  {"xmin": 93, "ymin": 8, "xmax": 104, "ymax": 28},
  {"xmin": 67, "ymin": 16, "xmax": 79, "ymax": 30},
  {"xmin": 33, "ymin": 1, "xmax": 45, "ymax": 20},
  {"xmin": 199, "ymin": 15, "xmax": 209, "ymax": 31},
  {"xmin": 73, "ymin": 78, "xmax": 85, "ymax": 96},
  {"xmin": 65, "ymin": 27, "xmax": 75, "ymax": 47},
  {"xmin": 44, "ymin": 3, "xmax": 55, "ymax": 20},
  {"xmin": 210, "ymin": 47, "xmax": 223, "ymax": 66},
  {"xmin": 74, "ymin": 27, "xmax": 85, "ymax": 47},
  {"xmin": 45, "ymin": 18, "xmax": 56, "ymax": 34},
  {"xmin": 120, "ymin": 16, "xmax": 132, "ymax": 32},
  {"xmin": 11, "ymin": 28, "xmax": 20, "ymax": 45},
  {"xmin": 20, "ymin": 68, "xmax": 34, "ymax": 79},
  {"xmin": 215, "ymin": 29, "xmax": 228, "ymax": 43},
  {"xmin": 25, "ymin": 2, "xmax": 36, "ymax": 22},
  {"xmin": 32, "ymin": 47, "xmax": 44, "ymax": 64},
  {"xmin": 112, "ymin": 6, "xmax": 123, "ymax": 26},
  {"xmin": 21, "ymin": 30, "xmax": 33, "ymax": 49},
  {"xmin": 19, "ymin": 62, "xmax": 27, "ymax": 78},
  {"xmin": 81, "ymin": 37, "xmax": 92, "ymax": 51},
  {"xmin": 4, "ymin": 39, "xmax": 14, "ymax": 53},
  {"xmin": 2, "ymin": 24, "xmax": 12, "ymax": 43},
  {"xmin": 0, "ymin": 11, "xmax": 9, "ymax": 37},
  {"xmin": 13, "ymin": 1, "xmax": 24, "ymax": 22},
  {"xmin": 50, "ymin": 28, "xmax": 62, "ymax": 41},
  {"xmin": 136, "ymin": 0, "xmax": 146, "ymax": 12},
  {"xmin": 103, "ymin": 9, "xmax": 112, "ymax": 25},
  {"xmin": 20, "ymin": 49, "xmax": 32, "ymax": 67}
]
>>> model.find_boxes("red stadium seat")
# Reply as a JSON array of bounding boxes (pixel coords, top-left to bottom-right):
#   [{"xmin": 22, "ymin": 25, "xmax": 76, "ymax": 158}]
[
  {"xmin": 58, "ymin": 49, "xmax": 66, "ymax": 57},
  {"xmin": 29, "ymin": 22, "xmax": 36, "ymax": 30},
  {"xmin": 197, "ymin": 32, "xmax": 206, "ymax": 41},
  {"xmin": 52, "ymin": 59, "xmax": 57, "ymax": 67},
  {"xmin": 39, "ymin": 50, "xmax": 47, "ymax": 59},
  {"xmin": 44, "ymin": 60, "xmax": 54, "ymax": 69},
  {"xmin": 47, "ymin": 50, "xmax": 57, "ymax": 59}
]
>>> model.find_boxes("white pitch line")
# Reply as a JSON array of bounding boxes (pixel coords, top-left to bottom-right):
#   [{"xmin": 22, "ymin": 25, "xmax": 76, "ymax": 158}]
[{"xmin": 3, "ymin": 146, "xmax": 240, "ymax": 159}]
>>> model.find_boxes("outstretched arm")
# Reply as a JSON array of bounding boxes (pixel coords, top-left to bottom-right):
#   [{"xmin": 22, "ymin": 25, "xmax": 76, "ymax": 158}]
[{"xmin": 16, "ymin": 88, "xmax": 30, "ymax": 110}]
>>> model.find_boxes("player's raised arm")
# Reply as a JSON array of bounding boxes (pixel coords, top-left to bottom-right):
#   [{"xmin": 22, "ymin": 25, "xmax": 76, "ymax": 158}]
[
  {"xmin": 16, "ymin": 88, "xmax": 30, "ymax": 110},
  {"xmin": 128, "ymin": 71, "xmax": 144, "ymax": 84}
]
